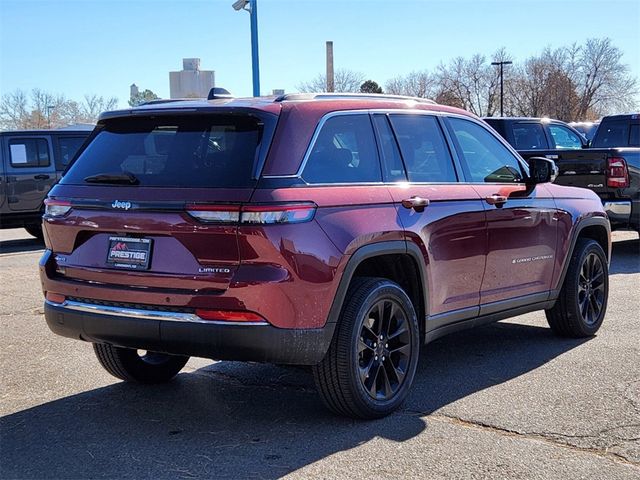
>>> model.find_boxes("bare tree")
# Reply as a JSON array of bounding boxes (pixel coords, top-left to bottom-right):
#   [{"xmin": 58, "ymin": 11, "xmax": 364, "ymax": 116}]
[
  {"xmin": 385, "ymin": 70, "xmax": 437, "ymax": 98},
  {"xmin": 82, "ymin": 94, "xmax": 118, "ymax": 120},
  {"xmin": 436, "ymin": 54, "xmax": 498, "ymax": 116},
  {"xmin": 573, "ymin": 38, "xmax": 638, "ymax": 119},
  {"xmin": 0, "ymin": 89, "xmax": 118, "ymax": 130},
  {"xmin": 297, "ymin": 68, "xmax": 365, "ymax": 93},
  {"xmin": 0, "ymin": 90, "xmax": 29, "ymax": 130}
]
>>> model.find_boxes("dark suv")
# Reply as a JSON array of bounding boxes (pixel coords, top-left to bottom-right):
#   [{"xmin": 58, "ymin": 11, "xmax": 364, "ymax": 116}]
[{"xmin": 40, "ymin": 94, "xmax": 611, "ymax": 418}]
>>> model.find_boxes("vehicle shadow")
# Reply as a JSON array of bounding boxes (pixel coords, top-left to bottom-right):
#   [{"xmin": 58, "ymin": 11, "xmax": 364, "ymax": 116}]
[
  {"xmin": 0, "ymin": 322, "xmax": 588, "ymax": 479},
  {"xmin": 0, "ymin": 236, "xmax": 44, "ymax": 255},
  {"xmin": 610, "ymin": 236, "xmax": 639, "ymax": 275}
]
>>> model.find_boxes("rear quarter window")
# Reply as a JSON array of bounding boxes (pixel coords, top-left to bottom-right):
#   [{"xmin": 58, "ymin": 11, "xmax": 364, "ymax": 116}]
[
  {"xmin": 61, "ymin": 114, "xmax": 270, "ymax": 188},
  {"xmin": 302, "ymin": 114, "xmax": 382, "ymax": 184}
]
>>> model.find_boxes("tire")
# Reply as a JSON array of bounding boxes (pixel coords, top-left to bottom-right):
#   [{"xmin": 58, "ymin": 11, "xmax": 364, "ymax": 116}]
[
  {"xmin": 93, "ymin": 343, "xmax": 189, "ymax": 383},
  {"xmin": 312, "ymin": 277, "xmax": 420, "ymax": 419},
  {"xmin": 546, "ymin": 239, "xmax": 609, "ymax": 338},
  {"xmin": 24, "ymin": 223, "xmax": 43, "ymax": 240}
]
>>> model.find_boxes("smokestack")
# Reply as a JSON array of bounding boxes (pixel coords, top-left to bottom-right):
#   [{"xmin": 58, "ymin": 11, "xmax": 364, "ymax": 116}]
[{"xmin": 326, "ymin": 41, "xmax": 334, "ymax": 93}]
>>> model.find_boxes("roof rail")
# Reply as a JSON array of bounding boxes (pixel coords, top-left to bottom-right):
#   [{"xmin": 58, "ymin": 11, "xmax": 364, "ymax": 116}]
[
  {"xmin": 274, "ymin": 92, "xmax": 436, "ymax": 104},
  {"xmin": 138, "ymin": 98, "xmax": 198, "ymax": 106}
]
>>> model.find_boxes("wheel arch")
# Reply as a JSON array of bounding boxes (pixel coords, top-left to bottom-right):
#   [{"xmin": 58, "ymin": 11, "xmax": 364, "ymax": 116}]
[
  {"xmin": 326, "ymin": 241, "xmax": 428, "ymax": 332},
  {"xmin": 552, "ymin": 216, "xmax": 611, "ymax": 299}
]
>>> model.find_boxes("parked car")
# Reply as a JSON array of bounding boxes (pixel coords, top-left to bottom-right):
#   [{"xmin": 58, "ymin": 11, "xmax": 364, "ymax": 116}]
[
  {"xmin": 569, "ymin": 121, "xmax": 600, "ymax": 142},
  {"xmin": 41, "ymin": 94, "xmax": 610, "ymax": 418},
  {"xmin": 484, "ymin": 116, "xmax": 640, "ymax": 232},
  {"xmin": 0, "ymin": 128, "xmax": 93, "ymax": 238}
]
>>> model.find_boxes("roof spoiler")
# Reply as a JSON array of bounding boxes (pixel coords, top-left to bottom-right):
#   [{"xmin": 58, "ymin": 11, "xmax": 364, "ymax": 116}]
[{"xmin": 208, "ymin": 87, "xmax": 234, "ymax": 100}]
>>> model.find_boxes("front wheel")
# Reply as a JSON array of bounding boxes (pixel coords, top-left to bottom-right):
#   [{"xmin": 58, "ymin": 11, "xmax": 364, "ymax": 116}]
[
  {"xmin": 93, "ymin": 343, "xmax": 189, "ymax": 383},
  {"xmin": 312, "ymin": 277, "xmax": 420, "ymax": 419},
  {"xmin": 546, "ymin": 239, "xmax": 609, "ymax": 337}
]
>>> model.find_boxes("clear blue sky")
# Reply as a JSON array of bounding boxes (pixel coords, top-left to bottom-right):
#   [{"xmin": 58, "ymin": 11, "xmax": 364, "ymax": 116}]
[{"xmin": 1, "ymin": 0, "xmax": 639, "ymax": 108}]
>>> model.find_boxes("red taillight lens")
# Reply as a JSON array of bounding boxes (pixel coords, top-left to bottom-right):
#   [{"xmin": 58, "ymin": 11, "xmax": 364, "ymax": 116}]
[
  {"xmin": 195, "ymin": 309, "xmax": 266, "ymax": 323},
  {"xmin": 607, "ymin": 157, "xmax": 629, "ymax": 188},
  {"xmin": 44, "ymin": 199, "xmax": 72, "ymax": 217},
  {"xmin": 185, "ymin": 203, "xmax": 316, "ymax": 225}
]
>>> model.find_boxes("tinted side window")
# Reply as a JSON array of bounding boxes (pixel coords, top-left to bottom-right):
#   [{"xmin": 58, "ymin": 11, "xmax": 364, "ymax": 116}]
[
  {"xmin": 58, "ymin": 136, "xmax": 88, "ymax": 166},
  {"xmin": 8, "ymin": 138, "xmax": 50, "ymax": 168},
  {"xmin": 548, "ymin": 124, "xmax": 583, "ymax": 149},
  {"xmin": 302, "ymin": 114, "xmax": 381, "ymax": 184},
  {"xmin": 388, "ymin": 115, "xmax": 457, "ymax": 182},
  {"xmin": 512, "ymin": 123, "xmax": 548, "ymax": 149},
  {"xmin": 372, "ymin": 115, "xmax": 406, "ymax": 182},
  {"xmin": 448, "ymin": 117, "xmax": 524, "ymax": 183}
]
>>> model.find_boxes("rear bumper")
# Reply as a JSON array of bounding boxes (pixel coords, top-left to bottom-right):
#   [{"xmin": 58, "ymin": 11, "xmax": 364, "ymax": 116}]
[
  {"xmin": 44, "ymin": 300, "xmax": 335, "ymax": 365},
  {"xmin": 603, "ymin": 200, "xmax": 631, "ymax": 228}
]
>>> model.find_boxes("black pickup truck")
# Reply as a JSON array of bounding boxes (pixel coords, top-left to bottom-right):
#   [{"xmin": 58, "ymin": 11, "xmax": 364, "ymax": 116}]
[
  {"xmin": 484, "ymin": 115, "xmax": 640, "ymax": 232},
  {"xmin": 0, "ymin": 128, "xmax": 92, "ymax": 238}
]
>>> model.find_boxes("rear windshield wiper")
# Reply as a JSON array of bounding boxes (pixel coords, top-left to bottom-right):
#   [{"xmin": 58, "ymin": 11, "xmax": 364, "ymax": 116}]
[{"xmin": 83, "ymin": 172, "xmax": 139, "ymax": 185}]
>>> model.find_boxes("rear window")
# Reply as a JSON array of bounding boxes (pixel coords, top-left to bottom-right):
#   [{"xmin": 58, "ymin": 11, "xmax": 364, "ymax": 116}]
[
  {"xmin": 592, "ymin": 120, "xmax": 628, "ymax": 147},
  {"xmin": 61, "ymin": 114, "xmax": 269, "ymax": 188}
]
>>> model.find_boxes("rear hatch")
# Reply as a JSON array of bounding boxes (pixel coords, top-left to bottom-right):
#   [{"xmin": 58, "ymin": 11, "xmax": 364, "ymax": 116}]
[{"xmin": 44, "ymin": 110, "xmax": 277, "ymax": 295}]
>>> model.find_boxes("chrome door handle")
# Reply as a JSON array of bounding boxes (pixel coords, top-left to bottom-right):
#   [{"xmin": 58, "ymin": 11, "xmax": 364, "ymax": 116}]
[
  {"xmin": 401, "ymin": 196, "xmax": 429, "ymax": 212},
  {"xmin": 485, "ymin": 194, "xmax": 508, "ymax": 207}
]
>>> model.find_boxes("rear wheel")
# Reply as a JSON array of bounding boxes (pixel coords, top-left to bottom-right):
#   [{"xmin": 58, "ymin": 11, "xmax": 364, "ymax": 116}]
[
  {"xmin": 312, "ymin": 277, "xmax": 420, "ymax": 419},
  {"xmin": 24, "ymin": 224, "xmax": 43, "ymax": 240},
  {"xmin": 93, "ymin": 343, "xmax": 189, "ymax": 383},
  {"xmin": 546, "ymin": 239, "xmax": 608, "ymax": 337}
]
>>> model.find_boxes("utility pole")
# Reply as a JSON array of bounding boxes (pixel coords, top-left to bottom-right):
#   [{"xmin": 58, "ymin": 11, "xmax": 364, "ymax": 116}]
[
  {"xmin": 491, "ymin": 61, "xmax": 512, "ymax": 117},
  {"xmin": 326, "ymin": 41, "xmax": 334, "ymax": 93}
]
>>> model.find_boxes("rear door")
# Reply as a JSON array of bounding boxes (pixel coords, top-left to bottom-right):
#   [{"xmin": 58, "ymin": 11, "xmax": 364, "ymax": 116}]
[
  {"xmin": 444, "ymin": 116, "xmax": 557, "ymax": 311},
  {"xmin": 379, "ymin": 113, "xmax": 486, "ymax": 319},
  {"xmin": 4, "ymin": 135, "xmax": 57, "ymax": 211}
]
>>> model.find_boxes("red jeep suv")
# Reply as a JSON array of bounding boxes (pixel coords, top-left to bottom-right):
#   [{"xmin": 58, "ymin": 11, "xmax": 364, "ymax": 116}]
[{"xmin": 40, "ymin": 93, "xmax": 611, "ymax": 418}]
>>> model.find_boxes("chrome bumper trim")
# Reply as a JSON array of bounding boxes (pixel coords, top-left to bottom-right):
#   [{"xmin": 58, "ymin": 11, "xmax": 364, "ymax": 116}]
[
  {"xmin": 603, "ymin": 201, "xmax": 631, "ymax": 217},
  {"xmin": 44, "ymin": 300, "xmax": 267, "ymax": 326}
]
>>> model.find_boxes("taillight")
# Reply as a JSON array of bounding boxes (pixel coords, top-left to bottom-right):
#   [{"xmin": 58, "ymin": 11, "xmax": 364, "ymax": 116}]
[
  {"xmin": 44, "ymin": 199, "xmax": 72, "ymax": 217},
  {"xmin": 195, "ymin": 309, "xmax": 266, "ymax": 323},
  {"xmin": 185, "ymin": 204, "xmax": 241, "ymax": 223},
  {"xmin": 186, "ymin": 203, "xmax": 316, "ymax": 225},
  {"xmin": 606, "ymin": 157, "xmax": 630, "ymax": 188}
]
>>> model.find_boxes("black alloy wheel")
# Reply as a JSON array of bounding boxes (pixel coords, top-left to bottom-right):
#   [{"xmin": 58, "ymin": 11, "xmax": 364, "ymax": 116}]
[{"xmin": 358, "ymin": 298, "xmax": 412, "ymax": 401}]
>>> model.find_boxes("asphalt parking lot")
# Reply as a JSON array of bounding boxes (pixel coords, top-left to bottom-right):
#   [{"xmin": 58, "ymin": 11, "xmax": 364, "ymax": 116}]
[{"xmin": 1, "ymin": 228, "xmax": 639, "ymax": 479}]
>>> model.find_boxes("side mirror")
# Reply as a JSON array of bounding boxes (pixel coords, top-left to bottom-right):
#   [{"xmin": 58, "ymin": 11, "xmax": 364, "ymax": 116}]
[{"xmin": 527, "ymin": 157, "xmax": 558, "ymax": 184}]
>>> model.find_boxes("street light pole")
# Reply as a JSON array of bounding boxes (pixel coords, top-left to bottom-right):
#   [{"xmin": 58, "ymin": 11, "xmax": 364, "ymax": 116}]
[
  {"xmin": 249, "ymin": 0, "xmax": 260, "ymax": 97},
  {"xmin": 232, "ymin": 0, "xmax": 260, "ymax": 97},
  {"xmin": 491, "ymin": 61, "xmax": 512, "ymax": 117},
  {"xmin": 46, "ymin": 105, "xmax": 56, "ymax": 128}
]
